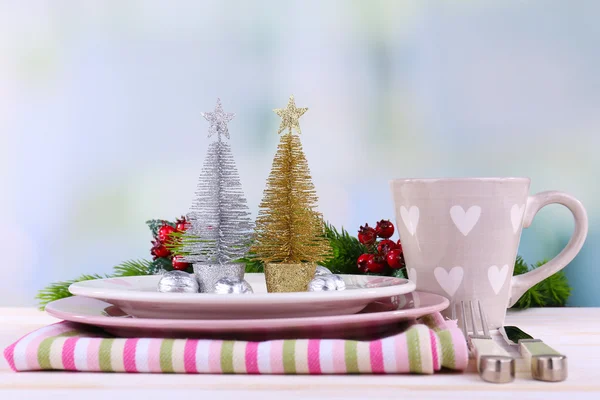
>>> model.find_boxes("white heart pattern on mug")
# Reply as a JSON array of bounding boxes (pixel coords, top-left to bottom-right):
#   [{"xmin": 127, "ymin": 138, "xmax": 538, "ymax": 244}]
[
  {"xmin": 400, "ymin": 206, "xmax": 420, "ymax": 236},
  {"xmin": 433, "ymin": 266, "xmax": 464, "ymax": 297},
  {"xmin": 488, "ymin": 264, "xmax": 509, "ymax": 294},
  {"xmin": 408, "ymin": 268, "xmax": 417, "ymax": 286},
  {"xmin": 511, "ymin": 204, "xmax": 525, "ymax": 234},
  {"xmin": 450, "ymin": 205, "xmax": 481, "ymax": 236}
]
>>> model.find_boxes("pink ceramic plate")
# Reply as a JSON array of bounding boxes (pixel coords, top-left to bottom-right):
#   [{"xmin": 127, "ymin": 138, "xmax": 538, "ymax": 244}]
[
  {"xmin": 69, "ymin": 273, "xmax": 416, "ymax": 319},
  {"xmin": 46, "ymin": 292, "xmax": 449, "ymax": 340}
]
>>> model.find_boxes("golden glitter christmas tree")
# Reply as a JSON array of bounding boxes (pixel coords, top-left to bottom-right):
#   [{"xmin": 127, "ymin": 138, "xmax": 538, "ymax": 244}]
[{"xmin": 252, "ymin": 95, "xmax": 332, "ymax": 292}]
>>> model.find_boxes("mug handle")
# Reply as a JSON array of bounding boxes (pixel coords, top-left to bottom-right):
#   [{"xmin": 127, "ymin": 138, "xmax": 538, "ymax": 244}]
[{"xmin": 508, "ymin": 191, "xmax": 588, "ymax": 307}]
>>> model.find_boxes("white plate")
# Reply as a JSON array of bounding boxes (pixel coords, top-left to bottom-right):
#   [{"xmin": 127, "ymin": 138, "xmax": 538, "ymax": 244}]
[
  {"xmin": 69, "ymin": 273, "xmax": 416, "ymax": 319},
  {"xmin": 46, "ymin": 293, "xmax": 449, "ymax": 340}
]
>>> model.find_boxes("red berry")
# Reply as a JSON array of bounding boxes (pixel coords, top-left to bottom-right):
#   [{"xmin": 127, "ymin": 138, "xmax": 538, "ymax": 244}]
[
  {"xmin": 377, "ymin": 239, "xmax": 397, "ymax": 255},
  {"xmin": 358, "ymin": 224, "xmax": 377, "ymax": 245},
  {"xmin": 375, "ymin": 220, "xmax": 395, "ymax": 239},
  {"xmin": 357, "ymin": 253, "xmax": 374, "ymax": 272},
  {"xmin": 150, "ymin": 240, "xmax": 171, "ymax": 258},
  {"xmin": 366, "ymin": 255, "xmax": 387, "ymax": 273},
  {"xmin": 386, "ymin": 249, "xmax": 404, "ymax": 269},
  {"xmin": 158, "ymin": 224, "xmax": 177, "ymax": 243},
  {"xmin": 396, "ymin": 240, "xmax": 403, "ymax": 254},
  {"xmin": 176, "ymin": 216, "xmax": 188, "ymax": 232},
  {"xmin": 172, "ymin": 255, "xmax": 190, "ymax": 271}
]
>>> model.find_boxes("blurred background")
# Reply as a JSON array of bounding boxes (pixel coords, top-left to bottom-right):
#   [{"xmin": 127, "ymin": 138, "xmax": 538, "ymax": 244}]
[{"xmin": 0, "ymin": 0, "xmax": 598, "ymax": 307}]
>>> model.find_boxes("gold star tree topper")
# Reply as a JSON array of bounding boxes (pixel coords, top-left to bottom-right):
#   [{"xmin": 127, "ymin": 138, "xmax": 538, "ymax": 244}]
[{"xmin": 274, "ymin": 95, "xmax": 308, "ymax": 135}]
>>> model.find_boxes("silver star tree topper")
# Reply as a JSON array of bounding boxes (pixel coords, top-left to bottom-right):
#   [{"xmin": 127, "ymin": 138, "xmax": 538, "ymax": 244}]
[{"xmin": 202, "ymin": 98, "xmax": 235, "ymax": 140}]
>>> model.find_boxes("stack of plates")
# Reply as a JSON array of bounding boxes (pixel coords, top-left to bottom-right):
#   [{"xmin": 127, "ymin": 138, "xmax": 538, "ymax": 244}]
[{"xmin": 46, "ymin": 273, "xmax": 449, "ymax": 339}]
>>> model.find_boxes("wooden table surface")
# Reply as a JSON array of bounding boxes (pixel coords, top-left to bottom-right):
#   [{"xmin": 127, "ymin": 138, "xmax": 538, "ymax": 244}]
[{"xmin": 0, "ymin": 307, "xmax": 599, "ymax": 400}]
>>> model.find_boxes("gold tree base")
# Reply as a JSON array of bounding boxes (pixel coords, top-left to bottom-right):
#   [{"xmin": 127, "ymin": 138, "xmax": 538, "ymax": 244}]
[{"xmin": 264, "ymin": 263, "xmax": 316, "ymax": 293}]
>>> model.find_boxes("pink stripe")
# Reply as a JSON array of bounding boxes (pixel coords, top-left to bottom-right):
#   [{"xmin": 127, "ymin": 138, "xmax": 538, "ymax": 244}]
[
  {"xmin": 123, "ymin": 338, "xmax": 139, "ymax": 372},
  {"xmin": 3, "ymin": 341, "xmax": 17, "ymax": 372},
  {"xmin": 332, "ymin": 340, "xmax": 346, "ymax": 373},
  {"xmin": 86, "ymin": 339, "xmax": 101, "ymax": 371},
  {"xmin": 269, "ymin": 341, "xmax": 284, "ymax": 374},
  {"xmin": 449, "ymin": 328, "xmax": 469, "ymax": 370},
  {"xmin": 26, "ymin": 324, "xmax": 73, "ymax": 370},
  {"xmin": 208, "ymin": 340, "xmax": 223, "ymax": 373},
  {"xmin": 395, "ymin": 333, "xmax": 410, "ymax": 373},
  {"xmin": 184, "ymin": 340, "xmax": 198, "ymax": 373},
  {"xmin": 369, "ymin": 339, "xmax": 385, "ymax": 374},
  {"xmin": 245, "ymin": 342, "xmax": 259, "ymax": 374},
  {"xmin": 147, "ymin": 339, "xmax": 163, "ymax": 372},
  {"xmin": 2, "ymin": 323, "xmax": 39, "ymax": 372},
  {"xmin": 429, "ymin": 331, "xmax": 440, "ymax": 371},
  {"xmin": 307, "ymin": 339, "xmax": 321, "ymax": 374},
  {"xmin": 61, "ymin": 337, "xmax": 78, "ymax": 371}
]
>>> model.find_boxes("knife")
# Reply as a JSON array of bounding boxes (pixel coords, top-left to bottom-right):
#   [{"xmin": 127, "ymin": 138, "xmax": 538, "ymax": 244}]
[{"xmin": 500, "ymin": 325, "xmax": 568, "ymax": 382}]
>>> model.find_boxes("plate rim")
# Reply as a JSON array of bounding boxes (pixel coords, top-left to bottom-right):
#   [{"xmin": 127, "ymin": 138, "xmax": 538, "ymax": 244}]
[
  {"xmin": 46, "ymin": 293, "xmax": 450, "ymax": 330},
  {"xmin": 69, "ymin": 273, "xmax": 416, "ymax": 305}
]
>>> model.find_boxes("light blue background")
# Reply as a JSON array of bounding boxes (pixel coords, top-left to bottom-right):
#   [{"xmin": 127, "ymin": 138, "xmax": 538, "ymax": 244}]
[{"xmin": 0, "ymin": 0, "xmax": 597, "ymax": 306}]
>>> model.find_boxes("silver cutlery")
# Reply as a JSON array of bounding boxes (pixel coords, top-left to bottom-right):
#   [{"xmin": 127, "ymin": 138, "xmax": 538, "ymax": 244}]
[
  {"xmin": 500, "ymin": 325, "xmax": 568, "ymax": 382},
  {"xmin": 454, "ymin": 300, "xmax": 515, "ymax": 383}
]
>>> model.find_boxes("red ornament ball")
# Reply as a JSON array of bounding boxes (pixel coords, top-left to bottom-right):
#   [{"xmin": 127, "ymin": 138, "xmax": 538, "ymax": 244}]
[
  {"xmin": 175, "ymin": 217, "xmax": 188, "ymax": 232},
  {"xmin": 375, "ymin": 220, "xmax": 395, "ymax": 239},
  {"xmin": 396, "ymin": 240, "xmax": 403, "ymax": 254},
  {"xmin": 158, "ymin": 224, "xmax": 177, "ymax": 243},
  {"xmin": 150, "ymin": 240, "xmax": 170, "ymax": 258},
  {"xmin": 358, "ymin": 224, "xmax": 377, "ymax": 245},
  {"xmin": 357, "ymin": 253, "xmax": 374, "ymax": 272},
  {"xmin": 172, "ymin": 255, "xmax": 190, "ymax": 271},
  {"xmin": 366, "ymin": 255, "xmax": 387, "ymax": 273},
  {"xmin": 386, "ymin": 248, "xmax": 404, "ymax": 269},
  {"xmin": 377, "ymin": 239, "xmax": 397, "ymax": 255}
]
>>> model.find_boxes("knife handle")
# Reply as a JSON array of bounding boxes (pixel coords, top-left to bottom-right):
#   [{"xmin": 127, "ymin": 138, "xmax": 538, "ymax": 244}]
[{"xmin": 519, "ymin": 339, "xmax": 568, "ymax": 382}]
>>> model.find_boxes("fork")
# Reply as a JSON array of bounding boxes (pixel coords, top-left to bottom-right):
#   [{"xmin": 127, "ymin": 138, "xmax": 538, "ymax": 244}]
[{"xmin": 453, "ymin": 300, "xmax": 515, "ymax": 383}]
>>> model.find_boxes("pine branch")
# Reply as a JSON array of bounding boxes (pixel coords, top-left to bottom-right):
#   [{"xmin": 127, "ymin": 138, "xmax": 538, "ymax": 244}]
[
  {"xmin": 511, "ymin": 259, "xmax": 571, "ymax": 309},
  {"xmin": 240, "ymin": 248, "xmax": 265, "ymax": 273},
  {"xmin": 321, "ymin": 222, "xmax": 367, "ymax": 274},
  {"xmin": 35, "ymin": 273, "xmax": 107, "ymax": 311},
  {"xmin": 36, "ymin": 259, "xmax": 152, "ymax": 310},
  {"xmin": 513, "ymin": 255, "xmax": 529, "ymax": 275},
  {"xmin": 113, "ymin": 259, "xmax": 152, "ymax": 276}
]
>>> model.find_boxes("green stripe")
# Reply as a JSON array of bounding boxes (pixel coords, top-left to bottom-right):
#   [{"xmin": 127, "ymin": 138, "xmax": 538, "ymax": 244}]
[
  {"xmin": 406, "ymin": 328, "xmax": 422, "ymax": 372},
  {"xmin": 282, "ymin": 340, "xmax": 296, "ymax": 374},
  {"xmin": 220, "ymin": 341, "xmax": 235, "ymax": 373},
  {"xmin": 37, "ymin": 331, "xmax": 79, "ymax": 369},
  {"xmin": 437, "ymin": 330, "xmax": 455, "ymax": 369},
  {"xmin": 99, "ymin": 339, "xmax": 115, "ymax": 372},
  {"xmin": 344, "ymin": 341, "xmax": 359, "ymax": 373},
  {"xmin": 160, "ymin": 339, "xmax": 175, "ymax": 372},
  {"xmin": 37, "ymin": 337, "xmax": 55, "ymax": 369}
]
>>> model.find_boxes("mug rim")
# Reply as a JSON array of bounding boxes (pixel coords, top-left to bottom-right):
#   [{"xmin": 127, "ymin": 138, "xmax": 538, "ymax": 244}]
[{"xmin": 390, "ymin": 177, "xmax": 531, "ymax": 184}]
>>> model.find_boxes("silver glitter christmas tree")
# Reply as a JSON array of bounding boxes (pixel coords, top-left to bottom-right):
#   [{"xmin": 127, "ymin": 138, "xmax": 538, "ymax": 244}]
[{"xmin": 182, "ymin": 99, "xmax": 253, "ymax": 279}]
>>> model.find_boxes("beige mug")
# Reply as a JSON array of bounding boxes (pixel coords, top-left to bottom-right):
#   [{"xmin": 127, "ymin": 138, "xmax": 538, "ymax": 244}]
[{"xmin": 390, "ymin": 177, "xmax": 588, "ymax": 328}]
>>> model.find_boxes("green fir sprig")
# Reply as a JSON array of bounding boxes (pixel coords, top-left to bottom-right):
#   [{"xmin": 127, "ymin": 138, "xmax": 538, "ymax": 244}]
[
  {"xmin": 321, "ymin": 223, "xmax": 368, "ymax": 274},
  {"xmin": 35, "ymin": 259, "xmax": 152, "ymax": 310},
  {"xmin": 511, "ymin": 257, "xmax": 571, "ymax": 309}
]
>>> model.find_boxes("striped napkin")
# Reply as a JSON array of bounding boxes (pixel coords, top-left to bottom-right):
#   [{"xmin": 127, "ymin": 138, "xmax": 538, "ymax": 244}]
[{"xmin": 4, "ymin": 313, "xmax": 467, "ymax": 374}]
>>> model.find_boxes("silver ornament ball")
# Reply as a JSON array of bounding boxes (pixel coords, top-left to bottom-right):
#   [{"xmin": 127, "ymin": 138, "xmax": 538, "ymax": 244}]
[
  {"xmin": 157, "ymin": 271, "xmax": 199, "ymax": 293},
  {"xmin": 308, "ymin": 274, "xmax": 346, "ymax": 292},
  {"xmin": 214, "ymin": 277, "xmax": 254, "ymax": 294},
  {"xmin": 314, "ymin": 265, "xmax": 332, "ymax": 276}
]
